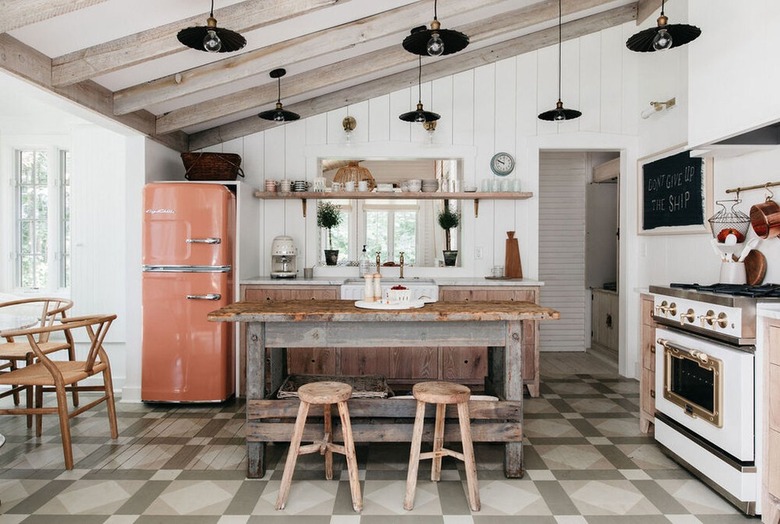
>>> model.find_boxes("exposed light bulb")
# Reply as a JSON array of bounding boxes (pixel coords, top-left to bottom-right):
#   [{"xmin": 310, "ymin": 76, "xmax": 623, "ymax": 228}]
[
  {"xmin": 427, "ymin": 32, "xmax": 444, "ymax": 56},
  {"xmin": 203, "ymin": 29, "xmax": 222, "ymax": 52},
  {"xmin": 652, "ymin": 28, "xmax": 673, "ymax": 51},
  {"xmin": 415, "ymin": 113, "xmax": 426, "ymax": 123},
  {"xmin": 274, "ymin": 112, "xmax": 284, "ymax": 122},
  {"xmin": 554, "ymin": 111, "xmax": 566, "ymax": 121}
]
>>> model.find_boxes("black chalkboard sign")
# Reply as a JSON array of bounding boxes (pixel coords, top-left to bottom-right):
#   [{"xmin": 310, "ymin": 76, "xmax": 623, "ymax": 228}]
[{"xmin": 642, "ymin": 151, "xmax": 704, "ymax": 231}]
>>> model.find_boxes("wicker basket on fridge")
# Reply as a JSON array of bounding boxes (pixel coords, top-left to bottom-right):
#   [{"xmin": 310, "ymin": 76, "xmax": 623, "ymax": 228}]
[{"xmin": 181, "ymin": 152, "xmax": 245, "ymax": 181}]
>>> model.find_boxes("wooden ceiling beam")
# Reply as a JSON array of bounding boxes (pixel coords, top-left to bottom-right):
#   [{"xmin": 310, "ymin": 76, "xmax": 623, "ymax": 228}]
[
  {"xmin": 113, "ymin": 0, "xmax": 504, "ymax": 116},
  {"xmin": 51, "ymin": 0, "xmax": 348, "ymax": 87},
  {"xmin": 0, "ymin": 34, "xmax": 188, "ymax": 152},
  {"xmin": 188, "ymin": 4, "xmax": 637, "ymax": 150},
  {"xmin": 636, "ymin": 0, "xmax": 663, "ymax": 25},
  {"xmin": 157, "ymin": 0, "xmax": 617, "ymax": 134},
  {"xmin": 0, "ymin": 0, "xmax": 109, "ymax": 34}
]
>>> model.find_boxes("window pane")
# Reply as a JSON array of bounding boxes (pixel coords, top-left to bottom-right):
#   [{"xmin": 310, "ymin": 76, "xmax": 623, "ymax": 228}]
[
  {"xmin": 35, "ymin": 151, "xmax": 48, "ymax": 184},
  {"xmin": 366, "ymin": 212, "xmax": 389, "ymax": 262},
  {"xmin": 395, "ymin": 211, "xmax": 417, "ymax": 265},
  {"xmin": 15, "ymin": 148, "xmax": 51, "ymax": 290},
  {"xmin": 61, "ymin": 150, "xmax": 71, "ymax": 287}
]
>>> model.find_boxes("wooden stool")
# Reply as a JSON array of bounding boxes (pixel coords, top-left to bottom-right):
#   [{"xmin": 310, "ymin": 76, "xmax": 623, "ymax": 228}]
[
  {"xmin": 275, "ymin": 381, "xmax": 362, "ymax": 512},
  {"xmin": 404, "ymin": 381, "xmax": 480, "ymax": 512}
]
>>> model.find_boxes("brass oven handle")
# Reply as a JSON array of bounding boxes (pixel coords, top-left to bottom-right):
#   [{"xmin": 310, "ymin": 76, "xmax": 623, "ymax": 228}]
[{"xmin": 657, "ymin": 338, "xmax": 711, "ymax": 364}]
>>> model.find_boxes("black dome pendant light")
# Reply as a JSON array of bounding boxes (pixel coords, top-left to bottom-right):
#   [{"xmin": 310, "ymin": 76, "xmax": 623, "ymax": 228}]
[
  {"xmin": 626, "ymin": 0, "xmax": 701, "ymax": 52},
  {"xmin": 177, "ymin": 0, "xmax": 246, "ymax": 53},
  {"xmin": 399, "ymin": 56, "xmax": 440, "ymax": 123},
  {"xmin": 258, "ymin": 68, "xmax": 300, "ymax": 122},
  {"xmin": 402, "ymin": 0, "xmax": 469, "ymax": 57},
  {"xmin": 538, "ymin": 0, "xmax": 581, "ymax": 122}
]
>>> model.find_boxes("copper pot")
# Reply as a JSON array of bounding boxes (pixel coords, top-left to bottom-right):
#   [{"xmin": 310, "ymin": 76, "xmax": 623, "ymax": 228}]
[{"xmin": 750, "ymin": 197, "xmax": 780, "ymax": 238}]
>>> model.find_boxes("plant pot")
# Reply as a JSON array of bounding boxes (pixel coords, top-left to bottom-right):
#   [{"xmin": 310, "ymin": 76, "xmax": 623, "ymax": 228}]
[
  {"xmin": 324, "ymin": 249, "xmax": 339, "ymax": 266},
  {"xmin": 442, "ymin": 250, "xmax": 458, "ymax": 267}
]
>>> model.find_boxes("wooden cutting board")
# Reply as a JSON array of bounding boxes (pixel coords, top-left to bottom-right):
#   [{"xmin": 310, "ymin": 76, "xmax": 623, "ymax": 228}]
[{"xmin": 744, "ymin": 250, "xmax": 767, "ymax": 285}]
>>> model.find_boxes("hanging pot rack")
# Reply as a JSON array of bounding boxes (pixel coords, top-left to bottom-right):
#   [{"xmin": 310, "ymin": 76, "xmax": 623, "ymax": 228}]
[{"xmin": 725, "ymin": 181, "xmax": 780, "ymax": 197}]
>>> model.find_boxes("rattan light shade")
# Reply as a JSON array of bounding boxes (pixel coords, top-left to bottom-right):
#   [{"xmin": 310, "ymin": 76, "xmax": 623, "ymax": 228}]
[{"xmin": 333, "ymin": 161, "xmax": 376, "ymax": 190}]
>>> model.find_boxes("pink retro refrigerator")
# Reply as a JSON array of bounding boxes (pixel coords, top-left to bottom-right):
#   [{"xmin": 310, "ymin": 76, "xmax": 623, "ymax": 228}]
[{"xmin": 141, "ymin": 183, "xmax": 235, "ymax": 402}]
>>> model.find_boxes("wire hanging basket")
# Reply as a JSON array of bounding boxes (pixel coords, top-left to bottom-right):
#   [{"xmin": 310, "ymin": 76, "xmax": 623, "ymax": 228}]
[{"xmin": 708, "ymin": 199, "xmax": 750, "ymax": 241}]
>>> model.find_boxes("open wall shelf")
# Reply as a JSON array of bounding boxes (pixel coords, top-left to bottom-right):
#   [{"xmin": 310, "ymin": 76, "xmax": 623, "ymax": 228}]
[{"xmin": 252, "ymin": 190, "xmax": 533, "ymax": 218}]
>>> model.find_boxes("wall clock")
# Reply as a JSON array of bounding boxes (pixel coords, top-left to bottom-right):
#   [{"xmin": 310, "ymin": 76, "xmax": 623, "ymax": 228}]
[{"xmin": 490, "ymin": 152, "xmax": 515, "ymax": 176}]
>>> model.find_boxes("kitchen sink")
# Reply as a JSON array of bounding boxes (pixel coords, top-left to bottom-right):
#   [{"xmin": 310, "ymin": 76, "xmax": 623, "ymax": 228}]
[{"xmin": 341, "ymin": 277, "xmax": 438, "ymax": 302}]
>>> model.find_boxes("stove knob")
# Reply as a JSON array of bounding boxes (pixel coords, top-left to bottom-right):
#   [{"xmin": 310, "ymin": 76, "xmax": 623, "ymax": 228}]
[
  {"xmin": 679, "ymin": 308, "xmax": 695, "ymax": 324},
  {"xmin": 654, "ymin": 301, "xmax": 668, "ymax": 315},
  {"xmin": 698, "ymin": 309, "xmax": 717, "ymax": 326},
  {"xmin": 716, "ymin": 312, "xmax": 728, "ymax": 329},
  {"xmin": 668, "ymin": 302, "xmax": 677, "ymax": 316}
]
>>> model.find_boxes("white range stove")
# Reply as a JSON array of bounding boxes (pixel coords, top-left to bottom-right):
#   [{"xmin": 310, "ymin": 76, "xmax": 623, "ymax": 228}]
[{"xmin": 649, "ymin": 283, "xmax": 780, "ymax": 516}]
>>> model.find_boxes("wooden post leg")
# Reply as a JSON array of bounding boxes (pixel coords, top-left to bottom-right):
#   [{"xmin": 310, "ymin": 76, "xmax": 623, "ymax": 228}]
[
  {"xmin": 431, "ymin": 403, "xmax": 445, "ymax": 482},
  {"xmin": 246, "ymin": 322, "xmax": 266, "ymax": 479},
  {"xmin": 457, "ymin": 402, "xmax": 480, "ymax": 512},
  {"xmin": 337, "ymin": 400, "xmax": 362, "ymax": 512},
  {"xmin": 323, "ymin": 403, "xmax": 333, "ymax": 480},
  {"xmin": 503, "ymin": 320, "xmax": 524, "ymax": 478},
  {"xmin": 276, "ymin": 400, "xmax": 310, "ymax": 510},
  {"xmin": 404, "ymin": 400, "xmax": 427, "ymax": 511}
]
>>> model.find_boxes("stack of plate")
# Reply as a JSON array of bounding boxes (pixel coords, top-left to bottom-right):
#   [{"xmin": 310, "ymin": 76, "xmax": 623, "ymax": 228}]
[{"xmin": 421, "ymin": 179, "xmax": 438, "ymax": 192}]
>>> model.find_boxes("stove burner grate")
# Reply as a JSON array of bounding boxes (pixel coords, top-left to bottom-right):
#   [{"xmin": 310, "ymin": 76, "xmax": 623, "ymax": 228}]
[{"xmin": 670, "ymin": 282, "xmax": 780, "ymax": 298}]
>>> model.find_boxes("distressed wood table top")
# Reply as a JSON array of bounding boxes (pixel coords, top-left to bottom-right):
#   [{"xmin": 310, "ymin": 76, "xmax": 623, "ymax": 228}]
[{"xmin": 208, "ymin": 299, "xmax": 560, "ymax": 323}]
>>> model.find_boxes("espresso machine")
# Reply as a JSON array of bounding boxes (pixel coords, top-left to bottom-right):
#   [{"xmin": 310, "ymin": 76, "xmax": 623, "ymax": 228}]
[{"xmin": 270, "ymin": 235, "xmax": 297, "ymax": 278}]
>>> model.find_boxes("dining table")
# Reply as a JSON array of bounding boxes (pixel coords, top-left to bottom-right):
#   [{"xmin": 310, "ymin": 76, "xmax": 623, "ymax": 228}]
[{"xmin": 208, "ymin": 298, "xmax": 559, "ymax": 479}]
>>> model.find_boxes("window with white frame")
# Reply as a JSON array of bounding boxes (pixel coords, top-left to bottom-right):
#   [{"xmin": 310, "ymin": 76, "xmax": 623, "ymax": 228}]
[{"xmin": 13, "ymin": 148, "xmax": 71, "ymax": 292}]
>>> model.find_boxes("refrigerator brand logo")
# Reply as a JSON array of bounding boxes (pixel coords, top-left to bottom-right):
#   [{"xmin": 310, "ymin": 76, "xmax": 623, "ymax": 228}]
[{"xmin": 146, "ymin": 208, "xmax": 175, "ymax": 214}]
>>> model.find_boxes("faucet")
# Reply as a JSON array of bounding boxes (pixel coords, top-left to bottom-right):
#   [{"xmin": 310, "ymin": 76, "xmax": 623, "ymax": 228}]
[
  {"xmin": 399, "ymin": 252, "xmax": 405, "ymax": 279},
  {"xmin": 376, "ymin": 251, "xmax": 381, "ymax": 275}
]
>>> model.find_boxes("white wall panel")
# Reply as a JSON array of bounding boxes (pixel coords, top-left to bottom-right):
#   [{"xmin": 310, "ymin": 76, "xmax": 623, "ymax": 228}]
[
  {"xmin": 346, "ymin": 101, "xmax": 370, "ymax": 144},
  {"xmin": 431, "ymin": 76, "xmax": 454, "ymax": 146},
  {"xmin": 536, "ymin": 44, "xmax": 558, "ymax": 137},
  {"xmin": 578, "ymin": 32, "xmax": 602, "ymax": 133},
  {"xmin": 368, "ymin": 94, "xmax": 391, "ymax": 143},
  {"xmin": 389, "ymin": 88, "xmax": 411, "ymax": 142},
  {"xmin": 599, "ymin": 25, "xmax": 623, "ymax": 135},
  {"xmin": 452, "ymin": 70, "xmax": 474, "ymax": 148}
]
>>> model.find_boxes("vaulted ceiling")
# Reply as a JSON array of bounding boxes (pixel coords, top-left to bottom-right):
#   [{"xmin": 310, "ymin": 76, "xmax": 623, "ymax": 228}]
[{"xmin": 0, "ymin": 0, "xmax": 661, "ymax": 152}]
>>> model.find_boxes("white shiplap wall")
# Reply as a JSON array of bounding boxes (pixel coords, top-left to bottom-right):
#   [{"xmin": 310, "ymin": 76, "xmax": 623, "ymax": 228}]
[
  {"xmin": 538, "ymin": 152, "xmax": 589, "ymax": 352},
  {"xmin": 202, "ymin": 21, "xmax": 640, "ymax": 283}
]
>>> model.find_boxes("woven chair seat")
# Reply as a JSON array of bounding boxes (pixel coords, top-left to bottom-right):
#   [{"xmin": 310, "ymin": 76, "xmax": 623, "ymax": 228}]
[
  {"xmin": 0, "ymin": 360, "xmax": 107, "ymax": 387},
  {"xmin": 0, "ymin": 341, "xmax": 70, "ymax": 359}
]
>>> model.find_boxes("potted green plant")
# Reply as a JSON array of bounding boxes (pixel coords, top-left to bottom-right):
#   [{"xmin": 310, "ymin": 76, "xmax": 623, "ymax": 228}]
[
  {"xmin": 438, "ymin": 206, "xmax": 460, "ymax": 267},
  {"xmin": 317, "ymin": 201, "xmax": 343, "ymax": 265}
]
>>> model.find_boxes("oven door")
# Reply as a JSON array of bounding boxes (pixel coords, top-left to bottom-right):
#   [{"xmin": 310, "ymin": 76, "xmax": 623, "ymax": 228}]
[{"xmin": 654, "ymin": 326, "xmax": 754, "ymax": 461}]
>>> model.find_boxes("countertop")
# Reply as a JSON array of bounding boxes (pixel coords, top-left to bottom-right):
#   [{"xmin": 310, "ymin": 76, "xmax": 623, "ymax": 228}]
[
  {"xmin": 240, "ymin": 276, "xmax": 544, "ymax": 287},
  {"xmin": 208, "ymin": 299, "xmax": 559, "ymax": 323}
]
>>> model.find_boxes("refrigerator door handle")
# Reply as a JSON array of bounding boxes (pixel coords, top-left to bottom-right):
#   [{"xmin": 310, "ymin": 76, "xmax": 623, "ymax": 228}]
[
  {"xmin": 186, "ymin": 293, "xmax": 222, "ymax": 301},
  {"xmin": 186, "ymin": 237, "xmax": 221, "ymax": 244}
]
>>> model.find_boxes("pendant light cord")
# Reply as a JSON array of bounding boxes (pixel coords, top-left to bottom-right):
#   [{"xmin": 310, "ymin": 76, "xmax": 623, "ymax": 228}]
[
  {"xmin": 557, "ymin": 0, "xmax": 562, "ymax": 101},
  {"xmin": 210, "ymin": 0, "xmax": 215, "ymax": 17},
  {"xmin": 433, "ymin": 0, "xmax": 438, "ymax": 21},
  {"xmin": 277, "ymin": 77, "xmax": 281, "ymax": 105},
  {"xmin": 417, "ymin": 55, "xmax": 422, "ymax": 104},
  {"xmin": 660, "ymin": 0, "xmax": 665, "ymax": 16}
]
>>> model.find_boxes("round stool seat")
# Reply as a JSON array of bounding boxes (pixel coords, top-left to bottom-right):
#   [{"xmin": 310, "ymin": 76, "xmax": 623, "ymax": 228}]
[
  {"xmin": 412, "ymin": 381, "xmax": 471, "ymax": 405},
  {"xmin": 297, "ymin": 381, "xmax": 353, "ymax": 404}
]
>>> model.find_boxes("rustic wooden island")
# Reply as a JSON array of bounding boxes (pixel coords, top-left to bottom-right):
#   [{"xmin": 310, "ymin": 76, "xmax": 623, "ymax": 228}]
[{"xmin": 208, "ymin": 299, "xmax": 559, "ymax": 479}]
